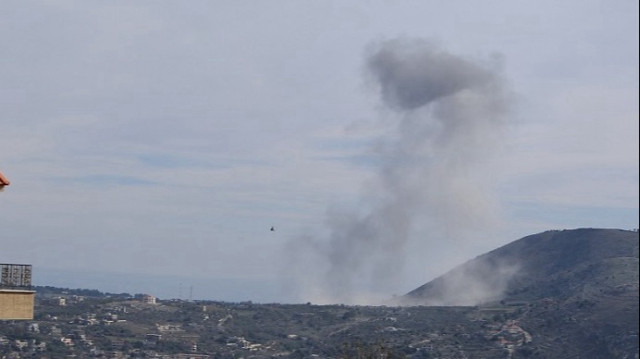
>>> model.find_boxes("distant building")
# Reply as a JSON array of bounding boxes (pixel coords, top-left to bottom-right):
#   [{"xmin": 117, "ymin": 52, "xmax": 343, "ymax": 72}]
[
  {"xmin": 27, "ymin": 323, "xmax": 40, "ymax": 333},
  {"xmin": 142, "ymin": 294, "xmax": 156, "ymax": 304},
  {"xmin": 0, "ymin": 264, "xmax": 35, "ymax": 320}
]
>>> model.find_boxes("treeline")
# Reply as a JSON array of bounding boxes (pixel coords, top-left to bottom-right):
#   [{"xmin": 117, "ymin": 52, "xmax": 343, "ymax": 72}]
[{"xmin": 33, "ymin": 285, "xmax": 133, "ymax": 299}]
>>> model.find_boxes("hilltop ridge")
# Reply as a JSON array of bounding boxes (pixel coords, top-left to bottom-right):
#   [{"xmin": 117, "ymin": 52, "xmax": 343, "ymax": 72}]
[{"xmin": 402, "ymin": 228, "xmax": 639, "ymax": 305}]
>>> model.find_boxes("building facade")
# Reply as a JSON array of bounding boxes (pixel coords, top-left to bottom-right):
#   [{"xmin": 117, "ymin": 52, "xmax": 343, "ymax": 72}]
[{"xmin": 0, "ymin": 264, "xmax": 35, "ymax": 320}]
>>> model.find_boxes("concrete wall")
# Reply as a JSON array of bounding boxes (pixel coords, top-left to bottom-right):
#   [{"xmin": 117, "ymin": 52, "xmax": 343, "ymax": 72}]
[{"xmin": 0, "ymin": 290, "xmax": 35, "ymax": 320}]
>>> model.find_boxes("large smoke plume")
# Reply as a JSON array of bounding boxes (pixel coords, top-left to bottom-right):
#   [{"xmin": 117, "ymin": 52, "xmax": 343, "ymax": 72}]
[{"xmin": 287, "ymin": 39, "xmax": 512, "ymax": 304}]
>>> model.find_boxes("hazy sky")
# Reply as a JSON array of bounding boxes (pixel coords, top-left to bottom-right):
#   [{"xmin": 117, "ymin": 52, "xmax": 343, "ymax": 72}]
[{"xmin": 1, "ymin": 0, "xmax": 638, "ymax": 304}]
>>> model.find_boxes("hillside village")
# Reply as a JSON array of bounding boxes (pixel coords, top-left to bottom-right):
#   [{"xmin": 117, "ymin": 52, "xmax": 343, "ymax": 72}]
[
  {"xmin": 1, "ymin": 229, "xmax": 638, "ymax": 358},
  {"xmin": 1, "ymin": 287, "xmax": 539, "ymax": 359},
  {"xmin": 0, "ymin": 283, "xmax": 637, "ymax": 359}
]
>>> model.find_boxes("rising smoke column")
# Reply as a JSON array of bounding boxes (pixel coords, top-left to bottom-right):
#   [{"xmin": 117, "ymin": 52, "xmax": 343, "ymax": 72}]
[{"xmin": 292, "ymin": 39, "xmax": 510, "ymax": 304}]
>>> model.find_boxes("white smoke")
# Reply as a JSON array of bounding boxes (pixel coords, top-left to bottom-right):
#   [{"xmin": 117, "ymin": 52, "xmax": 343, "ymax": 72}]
[{"xmin": 400, "ymin": 257, "xmax": 521, "ymax": 306}]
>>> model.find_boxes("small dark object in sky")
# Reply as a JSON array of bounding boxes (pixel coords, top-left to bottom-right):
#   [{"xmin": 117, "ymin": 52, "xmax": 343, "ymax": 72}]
[{"xmin": 270, "ymin": 226, "xmax": 275, "ymax": 231}]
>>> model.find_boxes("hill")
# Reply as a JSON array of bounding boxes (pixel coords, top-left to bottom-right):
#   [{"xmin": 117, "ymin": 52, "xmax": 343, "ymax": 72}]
[
  {"xmin": 401, "ymin": 228, "xmax": 639, "ymax": 357},
  {"xmin": 402, "ymin": 228, "xmax": 638, "ymax": 305}
]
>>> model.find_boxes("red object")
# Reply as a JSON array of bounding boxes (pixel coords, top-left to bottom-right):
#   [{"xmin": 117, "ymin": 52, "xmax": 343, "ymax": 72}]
[{"xmin": 0, "ymin": 171, "xmax": 10, "ymax": 186}]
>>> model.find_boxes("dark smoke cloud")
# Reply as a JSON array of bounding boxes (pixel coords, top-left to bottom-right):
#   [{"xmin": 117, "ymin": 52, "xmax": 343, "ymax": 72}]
[
  {"xmin": 368, "ymin": 39, "xmax": 493, "ymax": 110},
  {"xmin": 287, "ymin": 38, "xmax": 510, "ymax": 304}
]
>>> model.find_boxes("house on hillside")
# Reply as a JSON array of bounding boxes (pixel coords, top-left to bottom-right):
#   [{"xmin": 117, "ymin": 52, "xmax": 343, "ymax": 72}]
[{"xmin": 142, "ymin": 294, "xmax": 157, "ymax": 304}]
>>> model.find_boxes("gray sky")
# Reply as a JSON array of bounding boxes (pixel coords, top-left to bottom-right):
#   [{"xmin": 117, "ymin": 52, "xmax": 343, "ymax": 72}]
[{"xmin": 1, "ymin": 0, "xmax": 638, "ymax": 304}]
